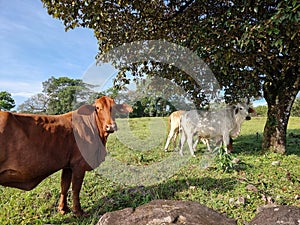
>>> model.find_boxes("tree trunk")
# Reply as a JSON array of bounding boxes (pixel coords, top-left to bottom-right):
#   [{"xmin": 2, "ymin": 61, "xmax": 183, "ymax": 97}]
[
  {"xmin": 262, "ymin": 99, "xmax": 291, "ymax": 154},
  {"xmin": 262, "ymin": 75, "xmax": 300, "ymax": 154}
]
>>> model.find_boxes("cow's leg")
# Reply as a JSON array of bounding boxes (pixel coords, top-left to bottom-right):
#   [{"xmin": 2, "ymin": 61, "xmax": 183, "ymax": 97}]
[
  {"xmin": 179, "ymin": 131, "xmax": 187, "ymax": 156},
  {"xmin": 228, "ymin": 137, "xmax": 233, "ymax": 152},
  {"xmin": 58, "ymin": 168, "xmax": 72, "ymax": 214},
  {"xmin": 71, "ymin": 169, "xmax": 86, "ymax": 216},
  {"xmin": 202, "ymin": 138, "xmax": 211, "ymax": 152},
  {"xmin": 222, "ymin": 135, "xmax": 230, "ymax": 154},
  {"xmin": 164, "ymin": 128, "xmax": 175, "ymax": 151},
  {"xmin": 187, "ymin": 135, "xmax": 196, "ymax": 157},
  {"xmin": 172, "ymin": 129, "xmax": 179, "ymax": 150},
  {"xmin": 192, "ymin": 137, "xmax": 199, "ymax": 152},
  {"xmin": 216, "ymin": 137, "xmax": 233, "ymax": 153}
]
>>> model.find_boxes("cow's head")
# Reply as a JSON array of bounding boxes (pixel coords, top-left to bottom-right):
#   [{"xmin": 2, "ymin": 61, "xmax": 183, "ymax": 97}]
[
  {"xmin": 73, "ymin": 96, "xmax": 132, "ymax": 169},
  {"xmin": 234, "ymin": 103, "xmax": 256, "ymax": 121},
  {"xmin": 94, "ymin": 96, "xmax": 133, "ymax": 134}
]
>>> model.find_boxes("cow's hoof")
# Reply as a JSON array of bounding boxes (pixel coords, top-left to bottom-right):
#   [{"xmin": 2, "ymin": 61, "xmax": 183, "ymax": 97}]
[
  {"xmin": 73, "ymin": 209, "xmax": 86, "ymax": 217},
  {"xmin": 58, "ymin": 206, "xmax": 70, "ymax": 215}
]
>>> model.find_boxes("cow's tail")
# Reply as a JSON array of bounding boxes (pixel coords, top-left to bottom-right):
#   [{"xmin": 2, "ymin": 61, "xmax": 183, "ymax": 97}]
[
  {"xmin": 178, "ymin": 113, "xmax": 187, "ymax": 152},
  {"xmin": 179, "ymin": 113, "xmax": 186, "ymax": 136},
  {"xmin": 178, "ymin": 117, "xmax": 183, "ymax": 133}
]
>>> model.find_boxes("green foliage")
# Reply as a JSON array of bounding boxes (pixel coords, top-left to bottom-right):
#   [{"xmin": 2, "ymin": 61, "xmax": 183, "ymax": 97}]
[
  {"xmin": 131, "ymin": 101, "xmax": 144, "ymax": 117},
  {"xmin": 215, "ymin": 147, "xmax": 234, "ymax": 172},
  {"xmin": 129, "ymin": 96, "xmax": 173, "ymax": 117},
  {"xmin": 117, "ymin": 77, "xmax": 188, "ymax": 117},
  {"xmin": 291, "ymin": 97, "xmax": 300, "ymax": 117},
  {"xmin": 18, "ymin": 76, "xmax": 102, "ymax": 114},
  {"xmin": 41, "ymin": 0, "xmax": 299, "ymax": 101},
  {"xmin": 0, "ymin": 91, "xmax": 15, "ymax": 111},
  {"xmin": 255, "ymin": 105, "xmax": 268, "ymax": 117},
  {"xmin": 41, "ymin": 0, "xmax": 300, "ymax": 152},
  {"xmin": 43, "ymin": 76, "xmax": 94, "ymax": 114},
  {"xmin": 1, "ymin": 117, "xmax": 299, "ymax": 224}
]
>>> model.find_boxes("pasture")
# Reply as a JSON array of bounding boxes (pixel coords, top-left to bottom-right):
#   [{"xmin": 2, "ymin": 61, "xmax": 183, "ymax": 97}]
[{"xmin": 0, "ymin": 117, "xmax": 299, "ymax": 225}]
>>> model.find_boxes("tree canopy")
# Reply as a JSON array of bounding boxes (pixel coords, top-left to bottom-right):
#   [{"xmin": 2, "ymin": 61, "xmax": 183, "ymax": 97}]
[
  {"xmin": 0, "ymin": 91, "xmax": 15, "ymax": 111},
  {"xmin": 42, "ymin": 0, "xmax": 300, "ymax": 153},
  {"xmin": 18, "ymin": 76, "xmax": 102, "ymax": 115}
]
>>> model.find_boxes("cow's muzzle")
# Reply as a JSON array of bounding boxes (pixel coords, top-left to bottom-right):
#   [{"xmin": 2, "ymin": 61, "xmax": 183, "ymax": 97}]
[
  {"xmin": 245, "ymin": 115, "xmax": 251, "ymax": 120},
  {"xmin": 106, "ymin": 123, "xmax": 118, "ymax": 133}
]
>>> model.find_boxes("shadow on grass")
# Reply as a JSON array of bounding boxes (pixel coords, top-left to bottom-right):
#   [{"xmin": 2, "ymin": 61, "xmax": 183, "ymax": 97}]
[
  {"xmin": 48, "ymin": 131, "xmax": 299, "ymax": 224},
  {"xmin": 230, "ymin": 128, "xmax": 300, "ymax": 156},
  {"xmin": 286, "ymin": 129, "xmax": 300, "ymax": 156},
  {"xmin": 48, "ymin": 176, "xmax": 237, "ymax": 224},
  {"xmin": 89, "ymin": 176, "xmax": 237, "ymax": 216}
]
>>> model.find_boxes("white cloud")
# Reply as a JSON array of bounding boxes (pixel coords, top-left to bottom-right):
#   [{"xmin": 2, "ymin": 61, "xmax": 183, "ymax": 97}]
[
  {"xmin": 0, "ymin": 80, "xmax": 42, "ymax": 97},
  {"xmin": 0, "ymin": 80, "xmax": 43, "ymax": 110},
  {"xmin": 0, "ymin": 0, "xmax": 98, "ymax": 100},
  {"xmin": 12, "ymin": 91, "xmax": 38, "ymax": 99}
]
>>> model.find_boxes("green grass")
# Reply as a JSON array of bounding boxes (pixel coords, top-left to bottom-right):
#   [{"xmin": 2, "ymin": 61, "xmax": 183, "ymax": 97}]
[{"xmin": 0, "ymin": 117, "xmax": 299, "ymax": 225}]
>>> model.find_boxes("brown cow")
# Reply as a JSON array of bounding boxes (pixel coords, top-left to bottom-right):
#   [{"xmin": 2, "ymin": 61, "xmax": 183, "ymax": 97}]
[{"xmin": 0, "ymin": 96, "xmax": 132, "ymax": 216}]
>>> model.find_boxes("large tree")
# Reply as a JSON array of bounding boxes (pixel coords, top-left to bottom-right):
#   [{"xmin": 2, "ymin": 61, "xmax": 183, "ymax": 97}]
[
  {"xmin": 43, "ymin": 76, "xmax": 96, "ymax": 114},
  {"xmin": 17, "ymin": 93, "xmax": 48, "ymax": 114},
  {"xmin": 18, "ymin": 77, "xmax": 97, "ymax": 114},
  {"xmin": 42, "ymin": 0, "xmax": 300, "ymax": 153}
]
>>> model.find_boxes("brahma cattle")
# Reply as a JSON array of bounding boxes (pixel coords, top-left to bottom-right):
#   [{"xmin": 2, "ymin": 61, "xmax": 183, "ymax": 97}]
[
  {"xmin": 164, "ymin": 110, "xmax": 185, "ymax": 151},
  {"xmin": 0, "ymin": 96, "xmax": 132, "ymax": 216},
  {"xmin": 164, "ymin": 110, "xmax": 233, "ymax": 153},
  {"xmin": 179, "ymin": 103, "xmax": 255, "ymax": 157}
]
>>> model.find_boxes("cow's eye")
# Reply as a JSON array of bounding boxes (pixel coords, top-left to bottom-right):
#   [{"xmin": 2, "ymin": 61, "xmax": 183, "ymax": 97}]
[{"xmin": 240, "ymin": 107, "xmax": 243, "ymax": 111}]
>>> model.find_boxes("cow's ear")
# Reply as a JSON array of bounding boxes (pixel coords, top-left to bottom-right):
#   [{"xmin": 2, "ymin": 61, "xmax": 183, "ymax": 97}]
[
  {"xmin": 114, "ymin": 104, "xmax": 133, "ymax": 114},
  {"xmin": 248, "ymin": 107, "xmax": 256, "ymax": 113},
  {"xmin": 234, "ymin": 106, "xmax": 239, "ymax": 114},
  {"xmin": 77, "ymin": 104, "xmax": 95, "ymax": 115}
]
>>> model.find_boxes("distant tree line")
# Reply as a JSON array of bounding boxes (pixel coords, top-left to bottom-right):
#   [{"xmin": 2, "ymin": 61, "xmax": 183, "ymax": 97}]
[
  {"xmin": 6, "ymin": 76, "xmax": 185, "ymax": 116},
  {"xmin": 1, "ymin": 77, "xmax": 300, "ymax": 117},
  {"xmin": 254, "ymin": 97, "xmax": 300, "ymax": 117}
]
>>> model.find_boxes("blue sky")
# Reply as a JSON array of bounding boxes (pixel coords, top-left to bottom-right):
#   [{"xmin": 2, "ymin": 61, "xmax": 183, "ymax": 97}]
[
  {"xmin": 0, "ymin": 0, "xmax": 268, "ymax": 110},
  {"xmin": 0, "ymin": 0, "xmax": 101, "ymax": 109}
]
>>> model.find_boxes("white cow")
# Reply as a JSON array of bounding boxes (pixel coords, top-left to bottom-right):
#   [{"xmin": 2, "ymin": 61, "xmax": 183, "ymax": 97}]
[
  {"xmin": 179, "ymin": 103, "xmax": 255, "ymax": 157},
  {"xmin": 164, "ymin": 110, "xmax": 211, "ymax": 152}
]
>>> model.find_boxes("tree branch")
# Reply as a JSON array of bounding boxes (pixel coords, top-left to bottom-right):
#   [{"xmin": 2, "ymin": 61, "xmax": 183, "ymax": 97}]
[{"xmin": 163, "ymin": 0, "xmax": 196, "ymax": 21}]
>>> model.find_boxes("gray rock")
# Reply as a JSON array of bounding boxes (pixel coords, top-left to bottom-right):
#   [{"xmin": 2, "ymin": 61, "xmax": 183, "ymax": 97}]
[
  {"xmin": 249, "ymin": 205, "xmax": 300, "ymax": 225},
  {"xmin": 232, "ymin": 158, "xmax": 241, "ymax": 164},
  {"xmin": 229, "ymin": 197, "xmax": 235, "ymax": 205},
  {"xmin": 271, "ymin": 161, "xmax": 281, "ymax": 166},
  {"xmin": 236, "ymin": 196, "xmax": 246, "ymax": 205},
  {"xmin": 97, "ymin": 199, "xmax": 237, "ymax": 225},
  {"xmin": 246, "ymin": 184, "xmax": 258, "ymax": 193}
]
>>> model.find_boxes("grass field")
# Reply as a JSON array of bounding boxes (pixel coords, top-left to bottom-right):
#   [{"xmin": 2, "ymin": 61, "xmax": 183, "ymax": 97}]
[{"xmin": 0, "ymin": 117, "xmax": 299, "ymax": 225}]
